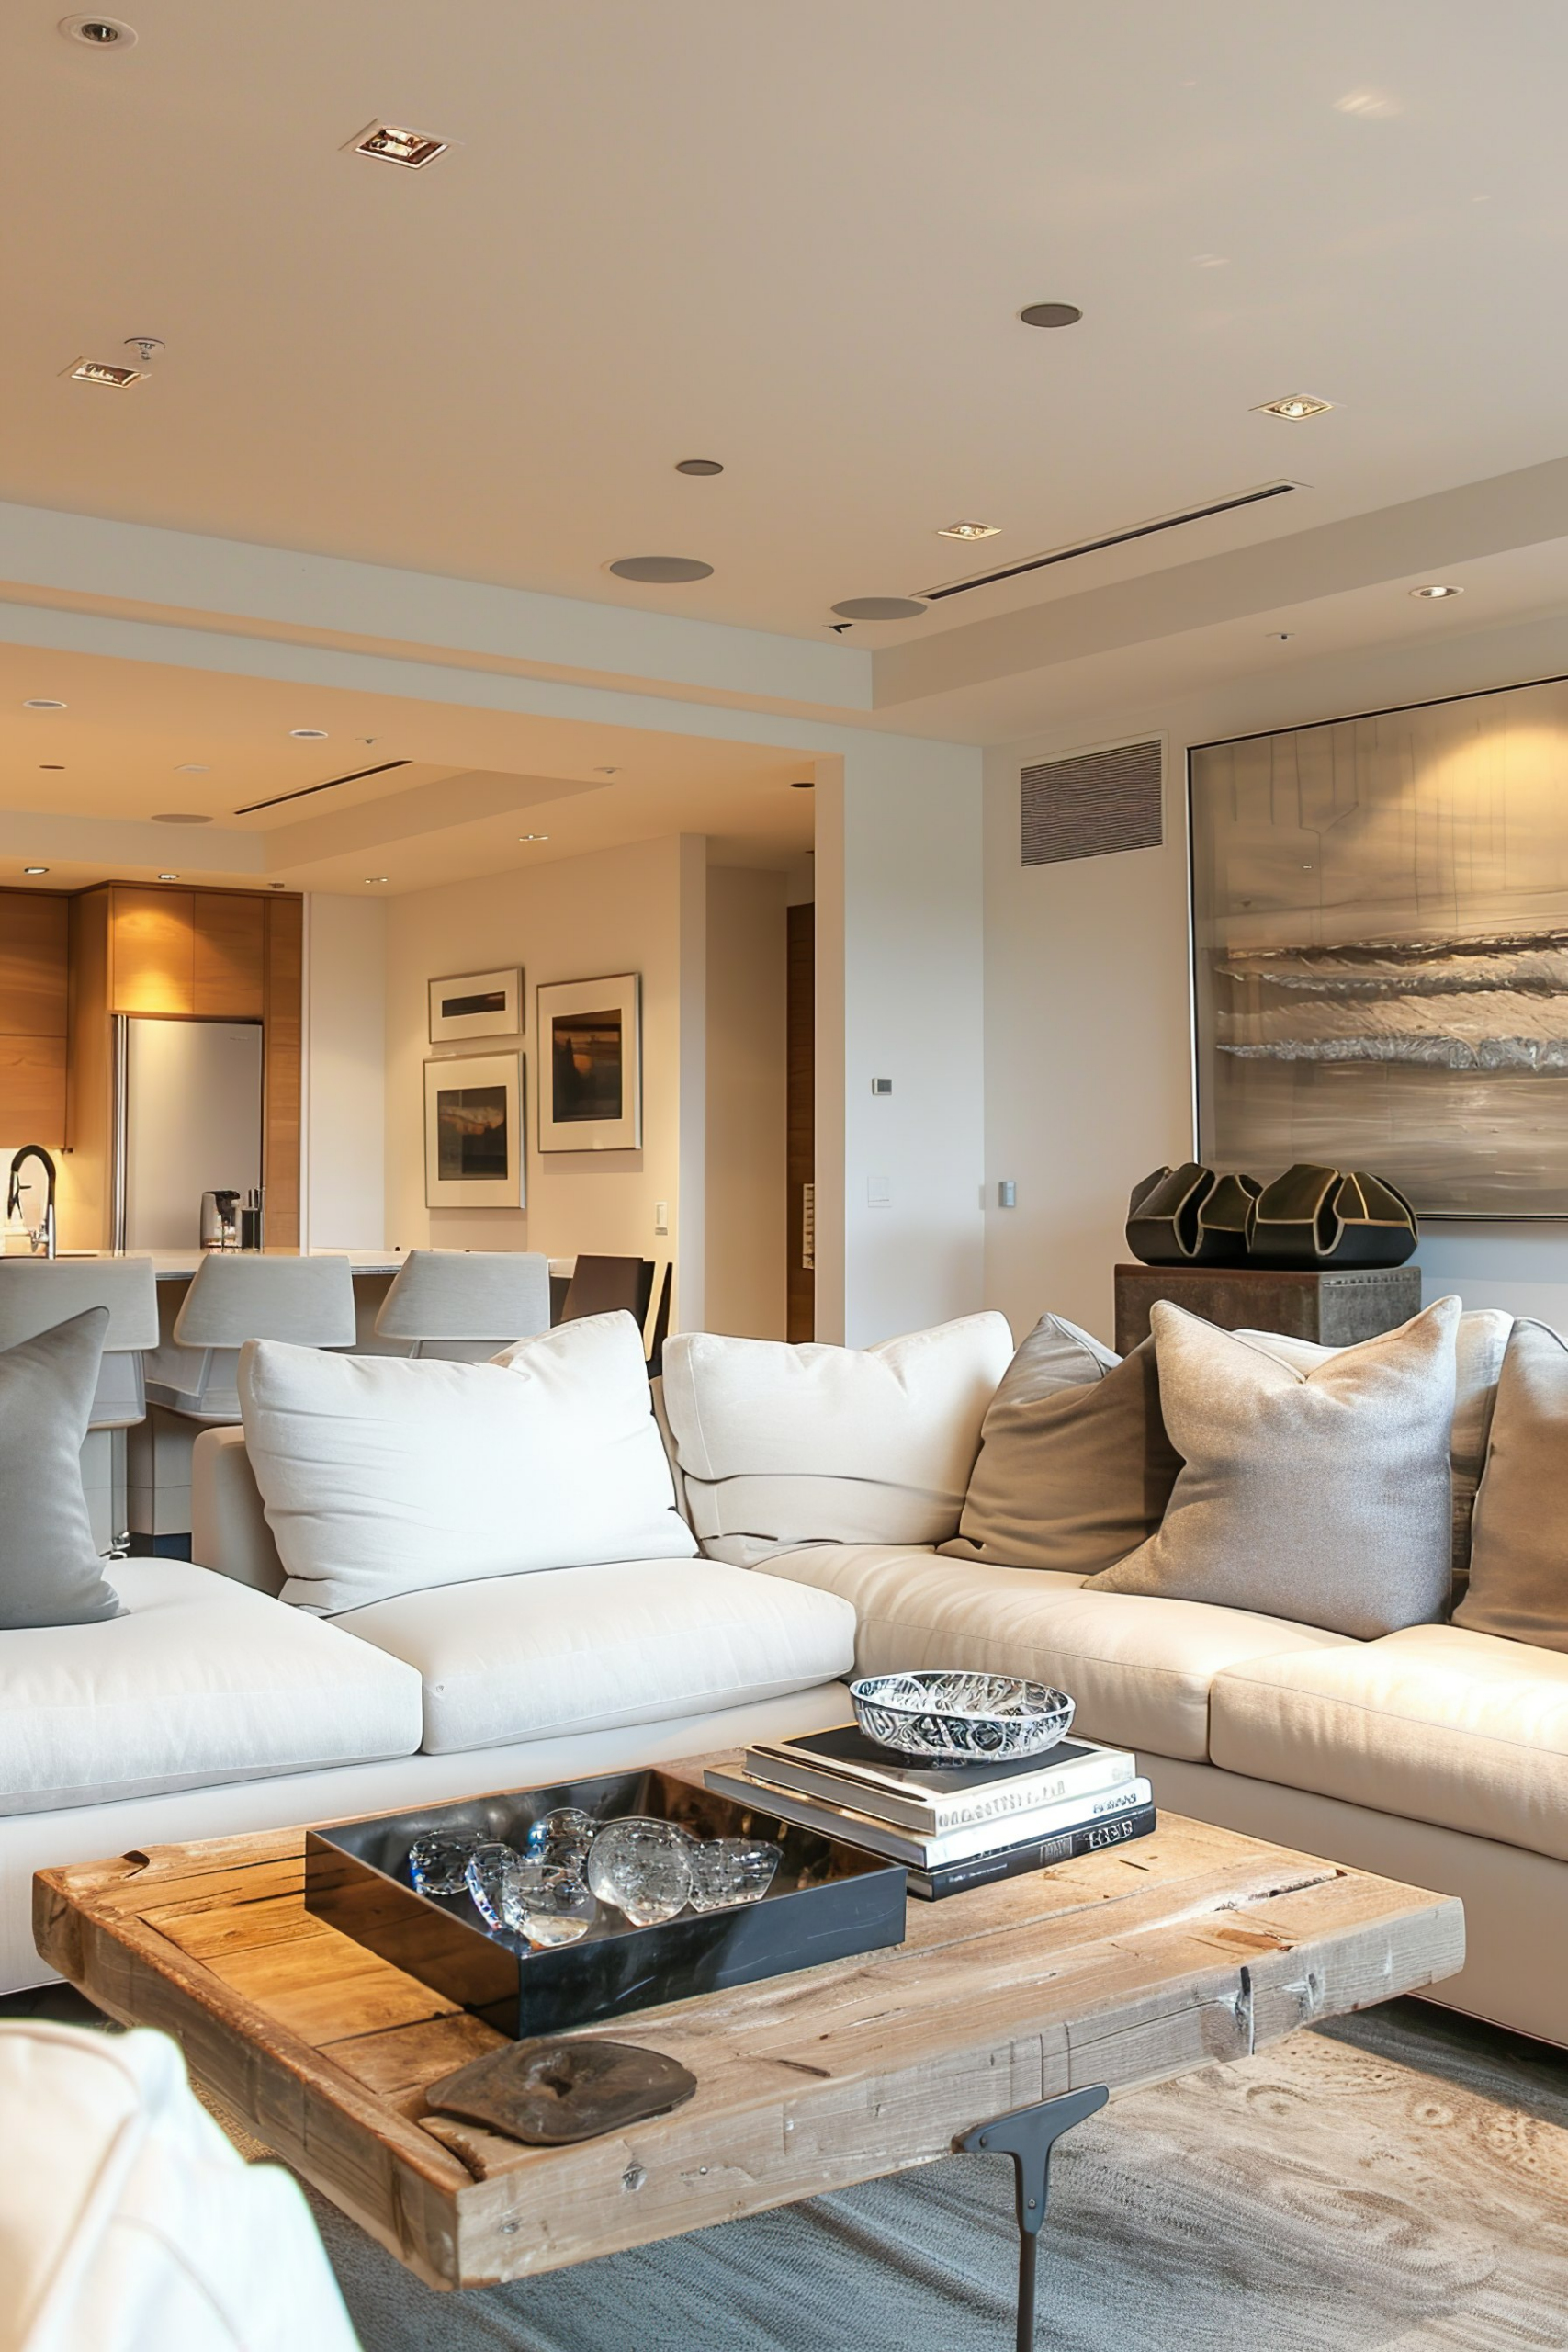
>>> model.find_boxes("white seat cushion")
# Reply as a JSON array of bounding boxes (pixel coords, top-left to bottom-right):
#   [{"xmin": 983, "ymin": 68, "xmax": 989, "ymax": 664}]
[
  {"xmin": 662, "ymin": 1314, "xmax": 1015, "ymax": 1561},
  {"xmin": 0, "ymin": 1560, "xmax": 422, "ymax": 1815},
  {"xmin": 334, "ymin": 1558, "xmax": 856, "ymax": 1755},
  {"xmin": 750, "ymin": 1544, "xmax": 1352, "ymax": 1761},
  {"xmin": 1210, "ymin": 1621, "xmax": 1568, "ymax": 1862}
]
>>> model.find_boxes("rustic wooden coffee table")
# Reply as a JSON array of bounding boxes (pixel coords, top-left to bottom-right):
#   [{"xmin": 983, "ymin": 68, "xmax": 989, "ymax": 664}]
[{"xmin": 34, "ymin": 1769, "xmax": 1462, "ymax": 2329}]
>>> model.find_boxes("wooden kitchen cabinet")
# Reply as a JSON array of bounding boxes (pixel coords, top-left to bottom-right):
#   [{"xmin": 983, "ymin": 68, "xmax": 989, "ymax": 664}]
[
  {"xmin": 0, "ymin": 1035, "xmax": 66, "ymax": 1144},
  {"xmin": 193, "ymin": 892, "xmax": 265, "ymax": 1018},
  {"xmin": 110, "ymin": 888, "xmax": 196, "ymax": 1014},
  {"xmin": 0, "ymin": 891, "xmax": 69, "ymax": 1146}
]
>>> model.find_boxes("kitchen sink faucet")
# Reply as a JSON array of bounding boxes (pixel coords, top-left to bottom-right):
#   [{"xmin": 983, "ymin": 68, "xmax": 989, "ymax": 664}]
[{"xmin": 6, "ymin": 1144, "xmax": 57, "ymax": 1258}]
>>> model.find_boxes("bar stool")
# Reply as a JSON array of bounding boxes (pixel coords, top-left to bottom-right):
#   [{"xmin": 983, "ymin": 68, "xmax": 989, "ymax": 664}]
[
  {"xmin": 372, "ymin": 1249, "xmax": 551, "ymax": 1361},
  {"xmin": 558, "ymin": 1254, "xmax": 672, "ymax": 1370},
  {"xmin": 0, "ymin": 1256, "xmax": 159, "ymax": 1554},
  {"xmin": 145, "ymin": 1254, "xmax": 358, "ymax": 1422}
]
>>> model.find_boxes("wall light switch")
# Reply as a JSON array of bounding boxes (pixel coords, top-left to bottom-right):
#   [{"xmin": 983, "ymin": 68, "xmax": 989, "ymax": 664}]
[
  {"xmin": 998, "ymin": 1180, "xmax": 1017, "ymax": 1209},
  {"xmin": 653, "ymin": 1201, "xmax": 670, "ymax": 1235},
  {"xmin": 867, "ymin": 1174, "xmax": 892, "ymax": 1207}
]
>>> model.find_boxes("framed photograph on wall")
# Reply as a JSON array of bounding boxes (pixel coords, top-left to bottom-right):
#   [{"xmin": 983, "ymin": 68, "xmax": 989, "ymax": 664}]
[
  {"xmin": 428, "ymin": 967, "xmax": 523, "ymax": 1044},
  {"xmin": 423, "ymin": 1052, "xmax": 525, "ymax": 1207},
  {"xmin": 536, "ymin": 973, "xmax": 641, "ymax": 1151}
]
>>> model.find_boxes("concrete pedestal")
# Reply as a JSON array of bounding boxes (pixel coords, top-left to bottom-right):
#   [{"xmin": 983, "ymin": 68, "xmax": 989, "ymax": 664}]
[{"xmin": 1113, "ymin": 1262, "xmax": 1424, "ymax": 1355}]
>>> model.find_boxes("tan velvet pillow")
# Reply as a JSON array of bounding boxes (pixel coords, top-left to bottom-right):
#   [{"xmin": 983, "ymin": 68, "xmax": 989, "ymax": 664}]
[
  {"xmin": 939, "ymin": 1315, "xmax": 1180, "ymax": 1576},
  {"xmin": 1456, "ymin": 1319, "xmax": 1568, "ymax": 1653},
  {"xmin": 1087, "ymin": 1296, "xmax": 1460, "ymax": 1639}
]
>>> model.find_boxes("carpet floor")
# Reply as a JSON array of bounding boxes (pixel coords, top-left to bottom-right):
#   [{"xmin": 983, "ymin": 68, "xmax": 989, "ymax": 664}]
[{"xmin": 276, "ymin": 1999, "xmax": 1568, "ymax": 2352}]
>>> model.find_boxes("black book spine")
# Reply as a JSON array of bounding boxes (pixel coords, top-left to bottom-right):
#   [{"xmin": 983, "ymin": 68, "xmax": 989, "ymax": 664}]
[{"xmin": 908, "ymin": 1804, "xmax": 1157, "ymax": 1900}]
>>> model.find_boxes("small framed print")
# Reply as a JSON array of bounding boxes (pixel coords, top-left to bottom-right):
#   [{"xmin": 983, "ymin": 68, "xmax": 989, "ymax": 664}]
[
  {"xmin": 428, "ymin": 967, "xmax": 523, "ymax": 1045},
  {"xmin": 423, "ymin": 1052, "xmax": 524, "ymax": 1207},
  {"xmin": 536, "ymin": 973, "xmax": 641, "ymax": 1152}
]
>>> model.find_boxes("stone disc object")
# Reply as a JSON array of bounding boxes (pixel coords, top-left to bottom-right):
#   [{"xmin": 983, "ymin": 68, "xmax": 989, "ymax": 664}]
[{"xmin": 425, "ymin": 2036, "xmax": 697, "ymax": 2146}]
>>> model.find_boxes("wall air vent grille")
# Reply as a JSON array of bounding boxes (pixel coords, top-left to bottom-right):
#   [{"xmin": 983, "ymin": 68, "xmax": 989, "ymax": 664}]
[{"xmin": 1021, "ymin": 739, "xmax": 1162, "ymax": 866}]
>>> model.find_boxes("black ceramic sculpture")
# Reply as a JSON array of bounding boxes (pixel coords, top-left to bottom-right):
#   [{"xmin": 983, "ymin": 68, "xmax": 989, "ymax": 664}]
[
  {"xmin": 425, "ymin": 2035, "xmax": 697, "ymax": 2146},
  {"xmin": 1126, "ymin": 1161, "xmax": 1417, "ymax": 1271},
  {"xmin": 1126, "ymin": 1165, "xmax": 1261, "ymax": 1265}
]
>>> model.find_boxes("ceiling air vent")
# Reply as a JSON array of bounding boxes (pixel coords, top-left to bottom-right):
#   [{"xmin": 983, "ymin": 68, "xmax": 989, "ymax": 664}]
[
  {"xmin": 922, "ymin": 481, "xmax": 1296, "ymax": 602},
  {"xmin": 1021, "ymin": 739, "xmax": 1162, "ymax": 866}
]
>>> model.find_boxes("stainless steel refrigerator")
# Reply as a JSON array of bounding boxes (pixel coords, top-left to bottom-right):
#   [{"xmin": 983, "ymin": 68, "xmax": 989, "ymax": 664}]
[{"xmin": 113, "ymin": 1016, "xmax": 265, "ymax": 1250}]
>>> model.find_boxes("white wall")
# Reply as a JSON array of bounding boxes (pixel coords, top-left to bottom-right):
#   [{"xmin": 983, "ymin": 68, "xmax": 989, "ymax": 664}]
[
  {"xmin": 816, "ymin": 736, "xmax": 987, "ymax": 1347},
  {"xmin": 705, "ymin": 866, "xmax": 787, "ymax": 1338},
  {"xmin": 982, "ymin": 607, "xmax": 1568, "ymax": 1346},
  {"xmin": 304, "ymin": 894, "xmax": 388, "ymax": 1250},
  {"xmin": 382, "ymin": 835, "xmax": 707, "ymax": 1317}
]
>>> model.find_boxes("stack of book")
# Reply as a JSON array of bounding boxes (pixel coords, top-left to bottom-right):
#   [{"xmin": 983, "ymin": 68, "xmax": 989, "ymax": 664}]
[{"xmin": 705, "ymin": 1723, "xmax": 1156, "ymax": 1900}]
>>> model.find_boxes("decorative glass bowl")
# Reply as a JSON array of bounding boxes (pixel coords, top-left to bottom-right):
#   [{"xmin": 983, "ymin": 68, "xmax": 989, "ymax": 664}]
[{"xmin": 849, "ymin": 1670, "xmax": 1075, "ymax": 1761}]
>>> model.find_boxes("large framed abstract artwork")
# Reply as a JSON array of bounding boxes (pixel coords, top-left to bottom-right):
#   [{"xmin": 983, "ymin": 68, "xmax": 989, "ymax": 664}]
[
  {"xmin": 536, "ymin": 973, "xmax": 641, "ymax": 1152},
  {"xmin": 423, "ymin": 1052, "xmax": 524, "ymax": 1208},
  {"xmin": 1191, "ymin": 673, "xmax": 1568, "ymax": 1217}
]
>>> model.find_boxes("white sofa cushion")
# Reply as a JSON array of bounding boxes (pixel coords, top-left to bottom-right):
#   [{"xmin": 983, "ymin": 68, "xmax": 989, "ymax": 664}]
[
  {"xmin": 750, "ymin": 1543, "xmax": 1351, "ymax": 1761},
  {"xmin": 661, "ymin": 1314, "xmax": 1014, "ymax": 1562},
  {"xmin": 335, "ymin": 1558, "xmax": 855, "ymax": 1754},
  {"xmin": 239, "ymin": 1310, "xmax": 695, "ymax": 1615},
  {"xmin": 1209, "ymin": 1621, "xmax": 1568, "ymax": 1863},
  {"xmin": 0, "ymin": 1560, "xmax": 422, "ymax": 1815},
  {"xmin": 0, "ymin": 2021, "xmax": 359, "ymax": 2352},
  {"xmin": 1236, "ymin": 1306, "xmax": 1512, "ymax": 1574}
]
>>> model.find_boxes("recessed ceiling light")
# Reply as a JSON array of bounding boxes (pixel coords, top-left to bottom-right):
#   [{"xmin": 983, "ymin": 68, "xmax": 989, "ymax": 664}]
[
  {"xmin": 790, "ymin": 778, "xmax": 815, "ymax": 790},
  {"xmin": 157, "ymin": 872, "xmax": 178, "ymax": 881},
  {"xmin": 518, "ymin": 833, "xmax": 550, "ymax": 842},
  {"xmin": 59, "ymin": 15, "xmax": 137, "ymax": 47},
  {"xmin": 349, "ymin": 120, "xmax": 450, "ymax": 169},
  {"xmin": 594, "ymin": 765, "xmax": 621, "ymax": 775},
  {"xmin": 1335, "ymin": 88, "xmax": 1401, "ymax": 118},
  {"xmin": 39, "ymin": 764, "xmax": 64, "ymax": 772},
  {"xmin": 289, "ymin": 728, "xmax": 328, "ymax": 740},
  {"xmin": 175, "ymin": 763, "xmax": 209, "ymax": 774},
  {"xmin": 63, "ymin": 356, "xmax": 144, "ymax": 389},
  {"xmin": 1019, "ymin": 301, "xmax": 1082, "ymax": 330},
  {"xmin": 674, "ymin": 458, "xmax": 724, "ymax": 476},
  {"xmin": 1411, "ymin": 583, "xmax": 1464, "ymax": 599},
  {"xmin": 152, "ymin": 812, "xmax": 211, "ymax": 824},
  {"xmin": 607, "ymin": 555, "xmax": 715, "ymax": 583},
  {"xmin": 937, "ymin": 520, "xmax": 1000, "ymax": 542},
  {"xmin": 364, "ymin": 875, "xmax": 388, "ymax": 885},
  {"xmin": 1255, "ymin": 394, "xmax": 1333, "ymax": 420},
  {"xmin": 270, "ymin": 881, "xmax": 287, "ymax": 889},
  {"xmin": 24, "ymin": 698, "xmax": 66, "ymax": 711},
  {"xmin": 22, "ymin": 866, "xmax": 48, "ymax": 876},
  {"xmin": 830, "ymin": 596, "xmax": 929, "ymax": 621}
]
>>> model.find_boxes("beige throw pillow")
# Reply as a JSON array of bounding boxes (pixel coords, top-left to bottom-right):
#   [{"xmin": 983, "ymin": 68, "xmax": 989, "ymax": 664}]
[
  {"xmin": 1086, "ymin": 1296, "xmax": 1461, "ymax": 1638},
  {"xmin": 1233, "ymin": 1306, "xmax": 1511, "ymax": 1577},
  {"xmin": 1455, "ymin": 1320, "xmax": 1568, "ymax": 1653},
  {"xmin": 938, "ymin": 1316, "xmax": 1179, "ymax": 1575}
]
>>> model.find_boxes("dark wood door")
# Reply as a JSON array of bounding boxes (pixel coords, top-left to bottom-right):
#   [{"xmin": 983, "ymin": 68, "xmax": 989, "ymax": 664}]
[{"xmin": 786, "ymin": 902, "xmax": 815, "ymax": 1341}]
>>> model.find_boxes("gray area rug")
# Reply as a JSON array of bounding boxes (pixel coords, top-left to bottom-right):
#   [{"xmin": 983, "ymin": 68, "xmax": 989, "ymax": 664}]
[{"xmin": 285, "ymin": 2000, "xmax": 1568, "ymax": 2352}]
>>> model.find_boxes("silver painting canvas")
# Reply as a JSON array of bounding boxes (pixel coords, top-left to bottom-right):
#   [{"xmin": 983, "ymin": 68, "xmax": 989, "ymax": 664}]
[{"xmin": 1191, "ymin": 675, "xmax": 1568, "ymax": 1216}]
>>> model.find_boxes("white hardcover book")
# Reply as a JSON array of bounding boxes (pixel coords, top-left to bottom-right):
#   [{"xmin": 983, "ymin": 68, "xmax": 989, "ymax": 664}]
[
  {"xmin": 743, "ymin": 1734, "xmax": 1135, "ymax": 1837},
  {"xmin": 704, "ymin": 1769, "xmax": 1155, "ymax": 1869}
]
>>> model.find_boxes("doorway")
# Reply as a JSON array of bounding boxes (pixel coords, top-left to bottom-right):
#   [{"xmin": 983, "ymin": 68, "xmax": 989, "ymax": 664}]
[{"xmin": 786, "ymin": 902, "xmax": 815, "ymax": 1341}]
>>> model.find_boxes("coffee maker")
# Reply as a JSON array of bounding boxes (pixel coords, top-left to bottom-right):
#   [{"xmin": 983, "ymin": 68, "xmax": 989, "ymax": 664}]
[{"xmin": 199, "ymin": 1189, "xmax": 241, "ymax": 1250}]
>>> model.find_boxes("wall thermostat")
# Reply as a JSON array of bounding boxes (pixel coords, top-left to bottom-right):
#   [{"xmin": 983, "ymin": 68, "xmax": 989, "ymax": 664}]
[{"xmin": 871, "ymin": 1077, "xmax": 892, "ymax": 1095}]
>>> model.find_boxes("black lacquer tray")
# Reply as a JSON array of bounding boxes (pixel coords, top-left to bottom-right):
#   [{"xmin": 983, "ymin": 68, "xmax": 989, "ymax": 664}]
[{"xmin": 304, "ymin": 1766, "xmax": 907, "ymax": 2040}]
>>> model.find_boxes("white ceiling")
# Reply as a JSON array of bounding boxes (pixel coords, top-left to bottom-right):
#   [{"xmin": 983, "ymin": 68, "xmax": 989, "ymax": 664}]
[
  {"xmin": 5, "ymin": 0, "xmax": 1568, "ymax": 851},
  {"xmin": 8, "ymin": 0, "xmax": 1568, "ymax": 647}
]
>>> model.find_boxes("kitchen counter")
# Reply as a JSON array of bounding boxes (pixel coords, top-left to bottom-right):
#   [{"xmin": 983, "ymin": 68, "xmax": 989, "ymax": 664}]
[{"xmin": 0, "ymin": 1249, "xmax": 577, "ymax": 1279}]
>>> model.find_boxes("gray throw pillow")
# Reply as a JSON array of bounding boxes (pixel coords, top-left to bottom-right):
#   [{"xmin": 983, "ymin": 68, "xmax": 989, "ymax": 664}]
[
  {"xmin": 1455, "ymin": 1319, "xmax": 1568, "ymax": 1653},
  {"xmin": 0, "ymin": 1306, "xmax": 121, "ymax": 1629},
  {"xmin": 939, "ymin": 1316, "xmax": 1181, "ymax": 1576},
  {"xmin": 1086, "ymin": 1296, "xmax": 1460, "ymax": 1639}
]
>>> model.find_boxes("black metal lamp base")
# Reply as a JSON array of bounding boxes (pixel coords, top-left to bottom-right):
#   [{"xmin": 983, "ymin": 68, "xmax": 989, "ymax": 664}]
[{"xmin": 957, "ymin": 2085, "xmax": 1110, "ymax": 2350}]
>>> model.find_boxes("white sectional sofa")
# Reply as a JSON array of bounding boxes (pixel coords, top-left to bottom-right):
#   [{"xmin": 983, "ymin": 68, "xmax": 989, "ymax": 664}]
[{"xmin": 7, "ymin": 1298, "xmax": 1567, "ymax": 2059}]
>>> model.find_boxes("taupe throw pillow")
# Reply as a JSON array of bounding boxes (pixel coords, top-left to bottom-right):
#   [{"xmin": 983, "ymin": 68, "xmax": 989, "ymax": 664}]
[
  {"xmin": 0, "ymin": 1306, "xmax": 121, "ymax": 1629},
  {"xmin": 1086, "ymin": 1296, "xmax": 1460, "ymax": 1639},
  {"xmin": 939, "ymin": 1316, "xmax": 1180, "ymax": 1576},
  {"xmin": 1456, "ymin": 1319, "xmax": 1568, "ymax": 1652}
]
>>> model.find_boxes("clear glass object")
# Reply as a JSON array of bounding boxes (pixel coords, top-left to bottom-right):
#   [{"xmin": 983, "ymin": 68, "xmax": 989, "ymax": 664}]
[
  {"xmin": 686, "ymin": 1838, "xmax": 782, "ymax": 1912},
  {"xmin": 463, "ymin": 1839, "xmax": 524, "ymax": 1930},
  {"xmin": 406, "ymin": 1830, "xmax": 482, "ymax": 1896},
  {"xmin": 587, "ymin": 1816, "xmax": 694, "ymax": 1926},
  {"xmin": 526, "ymin": 1807, "xmax": 597, "ymax": 1871},
  {"xmin": 508, "ymin": 1860, "xmax": 597, "ymax": 1949}
]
